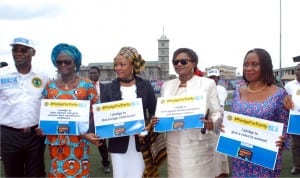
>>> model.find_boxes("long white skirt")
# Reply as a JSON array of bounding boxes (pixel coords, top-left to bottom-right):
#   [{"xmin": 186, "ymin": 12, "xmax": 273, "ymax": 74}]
[
  {"xmin": 111, "ymin": 135, "xmax": 145, "ymax": 178},
  {"xmin": 214, "ymin": 133, "xmax": 230, "ymax": 176},
  {"xmin": 167, "ymin": 129, "xmax": 215, "ymax": 178}
]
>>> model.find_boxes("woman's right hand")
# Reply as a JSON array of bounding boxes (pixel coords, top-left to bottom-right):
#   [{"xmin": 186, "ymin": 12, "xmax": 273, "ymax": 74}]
[{"xmin": 151, "ymin": 116, "xmax": 159, "ymax": 128}]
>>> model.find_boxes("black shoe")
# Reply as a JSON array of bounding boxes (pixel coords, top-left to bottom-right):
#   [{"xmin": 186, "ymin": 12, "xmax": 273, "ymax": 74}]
[
  {"xmin": 103, "ymin": 166, "xmax": 111, "ymax": 173},
  {"xmin": 290, "ymin": 167, "xmax": 300, "ymax": 174}
]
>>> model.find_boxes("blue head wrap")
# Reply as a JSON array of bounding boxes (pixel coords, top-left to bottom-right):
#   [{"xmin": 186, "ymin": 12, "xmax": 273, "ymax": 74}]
[{"xmin": 51, "ymin": 43, "xmax": 82, "ymax": 72}]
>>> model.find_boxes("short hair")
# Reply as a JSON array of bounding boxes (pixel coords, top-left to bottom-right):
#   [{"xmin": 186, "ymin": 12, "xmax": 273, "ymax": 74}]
[
  {"xmin": 172, "ymin": 48, "xmax": 199, "ymax": 71},
  {"xmin": 89, "ymin": 66, "xmax": 100, "ymax": 75},
  {"xmin": 242, "ymin": 48, "xmax": 275, "ymax": 86}
]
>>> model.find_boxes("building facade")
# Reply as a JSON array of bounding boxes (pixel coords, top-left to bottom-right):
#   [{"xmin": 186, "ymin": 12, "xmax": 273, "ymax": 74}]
[
  {"xmin": 205, "ymin": 65, "xmax": 237, "ymax": 80},
  {"xmin": 273, "ymin": 66, "xmax": 296, "ymax": 82},
  {"xmin": 79, "ymin": 33, "xmax": 172, "ymax": 82}
]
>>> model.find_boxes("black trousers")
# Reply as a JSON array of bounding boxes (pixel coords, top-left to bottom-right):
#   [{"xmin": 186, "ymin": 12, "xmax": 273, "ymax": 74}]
[
  {"xmin": 0, "ymin": 125, "xmax": 46, "ymax": 177},
  {"xmin": 98, "ymin": 139, "xmax": 110, "ymax": 167},
  {"xmin": 291, "ymin": 134, "xmax": 300, "ymax": 169}
]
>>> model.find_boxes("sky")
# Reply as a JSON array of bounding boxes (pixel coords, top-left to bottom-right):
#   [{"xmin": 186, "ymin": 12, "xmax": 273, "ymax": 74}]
[{"xmin": 1, "ymin": 0, "xmax": 300, "ymax": 78}]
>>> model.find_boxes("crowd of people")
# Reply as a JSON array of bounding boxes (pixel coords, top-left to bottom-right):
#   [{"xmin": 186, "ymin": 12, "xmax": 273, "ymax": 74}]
[{"xmin": 0, "ymin": 36, "xmax": 299, "ymax": 178}]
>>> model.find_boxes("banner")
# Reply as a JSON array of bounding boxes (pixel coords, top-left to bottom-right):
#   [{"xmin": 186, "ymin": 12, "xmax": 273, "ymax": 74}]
[
  {"xmin": 154, "ymin": 94, "xmax": 206, "ymax": 132},
  {"xmin": 39, "ymin": 99, "xmax": 90, "ymax": 135},
  {"xmin": 216, "ymin": 111, "xmax": 284, "ymax": 170},
  {"xmin": 93, "ymin": 98, "xmax": 145, "ymax": 138},
  {"xmin": 288, "ymin": 110, "xmax": 300, "ymax": 135},
  {"xmin": 287, "ymin": 89, "xmax": 300, "ymax": 135}
]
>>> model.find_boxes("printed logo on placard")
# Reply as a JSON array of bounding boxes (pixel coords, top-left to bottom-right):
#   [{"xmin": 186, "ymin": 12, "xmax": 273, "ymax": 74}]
[{"xmin": 227, "ymin": 114, "xmax": 233, "ymax": 121}]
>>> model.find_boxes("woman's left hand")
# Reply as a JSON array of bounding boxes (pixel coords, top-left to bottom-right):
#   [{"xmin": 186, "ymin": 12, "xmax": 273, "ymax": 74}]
[
  {"xmin": 35, "ymin": 127, "xmax": 44, "ymax": 136},
  {"xmin": 83, "ymin": 133, "xmax": 101, "ymax": 146},
  {"xmin": 202, "ymin": 117, "xmax": 214, "ymax": 130},
  {"xmin": 275, "ymin": 136, "xmax": 285, "ymax": 149},
  {"xmin": 283, "ymin": 95, "xmax": 294, "ymax": 110}
]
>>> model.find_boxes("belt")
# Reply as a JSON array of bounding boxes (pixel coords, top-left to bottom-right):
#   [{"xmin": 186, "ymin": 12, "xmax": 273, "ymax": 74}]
[{"xmin": 1, "ymin": 125, "xmax": 38, "ymax": 133}]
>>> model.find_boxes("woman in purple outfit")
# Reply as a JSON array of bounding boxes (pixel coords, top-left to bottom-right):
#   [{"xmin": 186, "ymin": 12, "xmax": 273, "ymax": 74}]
[{"xmin": 230, "ymin": 48, "xmax": 288, "ymax": 177}]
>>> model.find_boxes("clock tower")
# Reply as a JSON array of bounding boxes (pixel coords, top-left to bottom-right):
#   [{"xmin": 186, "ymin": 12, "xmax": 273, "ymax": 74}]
[{"xmin": 158, "ymin": 31, "xmax": 170, "ymax": 80}]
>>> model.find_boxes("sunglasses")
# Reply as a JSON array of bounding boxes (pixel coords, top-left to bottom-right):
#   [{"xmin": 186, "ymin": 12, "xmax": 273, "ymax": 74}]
[
  {"xmin": 172, "ymin": 59, "xmax": 192, "ymax": 65},
  {"xmin": 12, "ymin": 47, "xmax": 31, "ymax": 54},
  {"xmin": 56, "ymin": 60, "xmax": 73, "ymax": 66}
]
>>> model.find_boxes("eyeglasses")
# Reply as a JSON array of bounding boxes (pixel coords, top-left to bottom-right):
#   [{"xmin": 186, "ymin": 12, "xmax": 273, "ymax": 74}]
[
  {"xmin": 172, "ymin": 59, "xmax": 192, "ymax": 65},
  {"xmin": 12, "ymin": 47, "xmax": 31, "ymax": 54},
  {"xmin": 56, "ymin": 60, "xmax": 73, "ymax": 66}
]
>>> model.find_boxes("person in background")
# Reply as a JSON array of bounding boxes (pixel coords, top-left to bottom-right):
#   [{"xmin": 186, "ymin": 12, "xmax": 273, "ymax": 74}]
[
  {"xmin": 37, "ymin": 43, "xmax": 101, "ymax": 177},
  {"xmin": 88, "ymin": 65, "xmax": 111, "ymax": 174},
  {"xmin": 0, "ymin": 37, "xmax": 48, "ymax": 177},
  {"xmin": 230, "ymin": 48, "xmax": 288, "ymax": 177},
  {"xmin": 152, "ymin": 48, "xmax": 222, "ymax": 178},
  {"xmin": 101, "ymin": 46, "xmax": 158, "ymax": 178},
  {"xmin": 207, "ymin": 68, "xmax": 229, "ymax": 178},
  {"xmin": 207, "ymin": 69, "xmax": 228, "ymax": 108},
  {"xmin": 283, "ymin": 63, "xmax": 300, "ymax": 175}
]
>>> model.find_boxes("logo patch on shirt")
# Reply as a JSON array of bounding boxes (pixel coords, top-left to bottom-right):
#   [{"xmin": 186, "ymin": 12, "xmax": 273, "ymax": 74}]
[
  {"xmin": 296, "ymin": 89, "xmax": 300, "ymax": 95},
  {"xmin": 0, "ymin": 76, "xmax": 20, "ymax": 89},
  {"xmin": 32, "ymin": 77, "xmax": 42, "ymax": 88}
]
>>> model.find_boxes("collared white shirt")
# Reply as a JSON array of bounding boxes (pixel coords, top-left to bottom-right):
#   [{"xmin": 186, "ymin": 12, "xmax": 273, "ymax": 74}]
[
  {"xmin": 284, "ymin": 79, "xmax": 300, "ymax": 95},
  {"xmin": 216, "ymin": 85, "xmax": 228, "ymax": 107},
  {"xmin": 0, "ymin": 66, "xmax": 49, "ymax": 128},
  {"xmin": 94, "ymin": 81, "xmax": 100, "ymax": 97}
]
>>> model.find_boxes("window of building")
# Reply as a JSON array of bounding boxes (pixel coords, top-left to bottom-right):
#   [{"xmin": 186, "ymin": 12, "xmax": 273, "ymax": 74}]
[
  {"xmin": 109, "ymin": 71, "xmax": 114, "ymax": 77},
  {"xmin": 149, "ymin": 70, "xmax": 153, "ymax": 76}
]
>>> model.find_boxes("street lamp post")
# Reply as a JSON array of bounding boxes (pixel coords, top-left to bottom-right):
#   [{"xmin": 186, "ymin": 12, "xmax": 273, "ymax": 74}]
[{"xmin": 279, "ymin": 0, "xmax": 282, "ymax": 80}]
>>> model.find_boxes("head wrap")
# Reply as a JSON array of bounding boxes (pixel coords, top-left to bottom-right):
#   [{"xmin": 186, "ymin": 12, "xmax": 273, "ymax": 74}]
[
  {"xmin": 51, "ymin": 43, "xmax": 82, "ymax": 72},
  {"xmin": 116, "ymin": 46, "xmax": 145, "ymax": 74}
]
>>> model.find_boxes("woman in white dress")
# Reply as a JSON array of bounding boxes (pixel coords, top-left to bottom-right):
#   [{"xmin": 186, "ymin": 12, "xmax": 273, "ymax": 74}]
[
  {"xmin": 101, "ymin": 47, "xmax": 158, "ymax": 178},
  {"xmin": 153, "ymin": 48, "xmax": 222, "ymax": 178}
]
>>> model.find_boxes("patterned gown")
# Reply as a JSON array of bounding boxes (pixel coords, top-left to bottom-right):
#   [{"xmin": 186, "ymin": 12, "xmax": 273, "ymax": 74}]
[
  {"xmin": 42, "ymin": 77, "xmax": 98, "ymax": 178},
  {"xmin": 230, "ymin": 87, "xmax": 288, "ymax": 178}
]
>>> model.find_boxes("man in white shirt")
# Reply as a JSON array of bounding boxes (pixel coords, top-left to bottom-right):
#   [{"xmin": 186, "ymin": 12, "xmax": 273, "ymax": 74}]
[
  {"xmin": 284, "ymin": 63, "xmax": 300, "ymax": 175},
  {"xmin": 207, "ymin": 68, "xmax": 229, "ymax": 178},
  {"xmin": 207, "ymin": 69, "xmax": 228, "ymax": 107},
  {"xmin": 0, "ymin": 37, "xmax": 49, "ymax": 177},
  {"xmin": 88, "ymin": 66, "xmax": 111, "ymax": 174}
]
